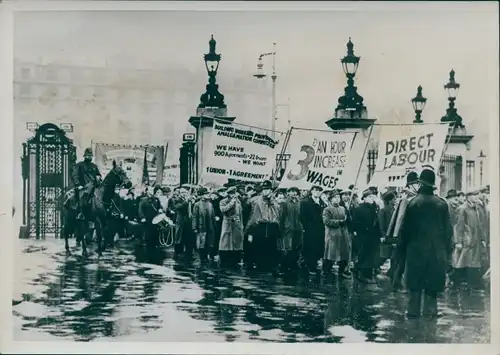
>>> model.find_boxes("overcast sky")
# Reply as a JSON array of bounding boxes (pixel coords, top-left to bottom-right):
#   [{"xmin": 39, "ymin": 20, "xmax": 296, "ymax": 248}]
[{"xmin": 14, "ymin": 3, "xmax": 499, "ymax": 153}]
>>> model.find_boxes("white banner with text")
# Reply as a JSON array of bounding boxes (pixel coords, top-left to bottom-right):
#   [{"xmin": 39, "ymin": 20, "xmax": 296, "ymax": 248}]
[
  {"xmin": 278, "ymin": 130, "xmax": 357, "ymax": 190},
  {"xmin": 199, "ymin": 121, "xmax": 284, "ymax": 185},
  {"xmin": 368, "ymin": 123, "xmax": 449, "ymax": 187}
]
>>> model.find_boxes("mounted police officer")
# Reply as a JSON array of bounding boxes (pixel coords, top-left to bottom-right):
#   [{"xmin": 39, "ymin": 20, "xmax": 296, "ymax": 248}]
[{"xmin": 71, "ymin": 147, "xmax": 102, "ymax": 220}]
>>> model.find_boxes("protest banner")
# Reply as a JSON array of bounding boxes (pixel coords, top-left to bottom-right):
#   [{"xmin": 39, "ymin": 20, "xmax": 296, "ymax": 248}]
[
  {"xmin": 199, "ymin": 121, "xmax": 284, "ymax": 185},
  {"xmin": 278, "ymin": 129, "xmax": 357, "ymax": 190},
  {"xmin": 368, "ymin": 123, "xmax": 449, "ymax": 187},
  {"xmin": 163, "ymin": 163, "xmax": 180, "ymax": 186},
  {"xmin": 94, "ymin": 143, "xmax": 164, "ymax": 186}
]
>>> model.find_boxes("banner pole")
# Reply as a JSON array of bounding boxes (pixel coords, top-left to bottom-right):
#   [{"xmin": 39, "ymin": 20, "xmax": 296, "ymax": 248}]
[
  {"xmin": 439, "ymin": 122, "xmax": 455, "ymax": 166},
  {"xmin": 348, "ymin": 125, "xmax": 374, "ymax": 207},
  {"xmin": 273, "ymin": 127, "xmax": 293, "ymax": 185}
]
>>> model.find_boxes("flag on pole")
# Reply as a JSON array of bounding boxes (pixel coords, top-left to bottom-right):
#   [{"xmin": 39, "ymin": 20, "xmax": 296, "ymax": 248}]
[{"xmin": 142, "ymin": 146, "xmax": 150, "ymax": 185}]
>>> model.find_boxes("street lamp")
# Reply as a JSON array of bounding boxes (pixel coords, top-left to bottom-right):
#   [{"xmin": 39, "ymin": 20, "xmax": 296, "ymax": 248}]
[
  {"xmin": 253, "ymin": 42, "xmax": 277, "ymax": 140},
  {"xmin": 334, "ymin": 38, "xmax": 366, "ymax": 119},
  {"xmin": 411, "ymin": 85, "xmax": 427, "ymax": 124},
  {"xmin": 478, "ymin": 150, "xmax": 487, "ymax": 187},
  {"xmin": 441, "ymin": 69, "xmax": 463, "ymax": 128},
  {"xmin": 198, "ymin": 34, "xmax": 226, "ymax": 109}
]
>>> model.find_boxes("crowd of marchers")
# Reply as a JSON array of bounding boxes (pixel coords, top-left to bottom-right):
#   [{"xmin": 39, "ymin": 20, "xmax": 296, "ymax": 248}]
[{"xmin": 110, "ymin": 165, "xmax": 490, "ymax": 318}]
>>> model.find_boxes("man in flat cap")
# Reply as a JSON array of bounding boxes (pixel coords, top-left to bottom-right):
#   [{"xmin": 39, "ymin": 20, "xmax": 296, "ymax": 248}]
[
  {"xmin": 351, "ymin": 188, "xmax": 381, "ymax": 284},
  {"xmin": 300, "ymin": 185, "xmax": 327, "ymax": 275},
  {"xmin": 246, "ymin": 180, "xmax": 281, "ymax": 272},
  {"xmin": 452, "ymin": 189, "xmax": 488, "ymax": 290},
  {"xmin": 277, "ymin": 186, "xmax": 303, "ymax": 274},
  {"xmin": 219, "ymin": 186, "xmax": 245, "ymax": 268},
  {"xmin": 191, "ymin": 187, "xmax": 217, "ymax": 263}
]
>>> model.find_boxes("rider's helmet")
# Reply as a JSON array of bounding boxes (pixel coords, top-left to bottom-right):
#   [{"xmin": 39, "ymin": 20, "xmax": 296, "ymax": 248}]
[{"xmin": 84, "ymin": 147, "xmax": 93, "ymax": 159}]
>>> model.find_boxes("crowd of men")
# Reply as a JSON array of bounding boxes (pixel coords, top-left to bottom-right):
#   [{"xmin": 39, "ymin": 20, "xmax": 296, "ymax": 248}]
[{"xmin": 113, "ymin": 164, "xmax": 490, "ymax": 317}]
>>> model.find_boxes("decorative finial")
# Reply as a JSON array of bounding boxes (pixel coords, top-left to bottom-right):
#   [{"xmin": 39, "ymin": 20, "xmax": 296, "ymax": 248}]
[{"xmin": 347, "ymin": 37, "xmax": 354, "ymax": 56}]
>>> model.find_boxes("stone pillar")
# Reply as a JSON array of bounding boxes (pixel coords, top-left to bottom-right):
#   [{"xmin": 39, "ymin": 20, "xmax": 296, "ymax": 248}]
[
  {"xmin": 442, "ymin": 125, "xmax": 474, "ymax": 193},
  {"xmin": 189, "ymin": 107, "xmax": 235, "ymax": 184}
]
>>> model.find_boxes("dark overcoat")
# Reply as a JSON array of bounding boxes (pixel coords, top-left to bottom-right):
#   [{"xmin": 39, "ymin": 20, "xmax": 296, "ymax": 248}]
[
  {"xmin": 399, "ymin": 190, "xmax": 454, "ymax": 292},
  {"xmin": 300, "ymin": 196, "xmax": 326, "ymax": 262},
  {"xmin": 351, "ymin": 202, "xmax": 381, "ymax": 269}
]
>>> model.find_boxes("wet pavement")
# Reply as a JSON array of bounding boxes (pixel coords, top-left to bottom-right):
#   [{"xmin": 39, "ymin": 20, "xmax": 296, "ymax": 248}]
[{"xmin": 12, "ymin": 238, "xmax": 490, "ymax": 343}]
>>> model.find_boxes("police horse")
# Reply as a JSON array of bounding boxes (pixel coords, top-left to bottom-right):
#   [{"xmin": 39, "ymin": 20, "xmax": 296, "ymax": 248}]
[{"xmin": 63, "ymin": 160, "xmax": 130, "ymax": 257}]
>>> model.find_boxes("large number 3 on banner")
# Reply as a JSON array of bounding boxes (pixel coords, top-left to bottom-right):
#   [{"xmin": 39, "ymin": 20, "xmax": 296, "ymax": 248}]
[{"xmin": 286, "ymin": 145, "xmax": 315, "ymax": 181}]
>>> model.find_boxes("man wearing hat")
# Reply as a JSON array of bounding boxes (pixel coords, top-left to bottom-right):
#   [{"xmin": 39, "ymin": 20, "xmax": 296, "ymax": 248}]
[
  {"xmin": 219, "ymin": 186, "xmax": 245, "ymax": 268},
  {"xmin": 191, "ymin": 187, "xmax": 217, "ymax": 262},
  {"xmin": 277, "ymin": 186, "xmax": 303, "ymax": 273},
  {"xmin": 351, "ymin": 188, "xmax": 381, "ymax": 284},
  {"xmin": 246, "ymin": 180, "xmax": 281, "ymax": 271},
  {"xmin": 377, "ymin": 188, "xmax": 397, "ymax": 276},
  {"xmin": 452, "ymin": 189, "xmax": 488, "ymax": 290},
  {"xmin": 71, "ymin": 147, "xmax": 102, "ymax": 220},
  {"xmin": 399, "ymin": 167, "xmax": 453, "ymax": 318},
  {"xmin": 172, "ymin": 184, "xmax": 195, "ymax": 259},
  {"xmin": 300, "ymin": 185, "xmax": 327, "ymax": 275},
  {"xmin": 385, "ymin": 170, "xmax": 419, "ymax": 291}
]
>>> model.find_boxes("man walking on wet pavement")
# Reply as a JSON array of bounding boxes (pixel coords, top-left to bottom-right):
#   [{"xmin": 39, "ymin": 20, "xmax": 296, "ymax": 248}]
[
  {"xmin": 71, "ymin": 147, "xmax": 102, "ymax": 220},
  {"xmin": 300, "ymin": 185, "xmax": 326, "ymax": 275},
  {"xmin": 246, "ymin": 180, "xmax": 281, "ymax": 272},
  {"xmin": 173, "ymin": 185, "xmax": 195, "ymax": 260},
  {"xmin": 278, "ymin": 187, "xmax": 303, "ymax": 274},
  {"xmin": 385, "ymin": 171, "xmax": 419, "ymax": 291},
  {"xmin": 219, "ymin": 186, "xmax": 245, "ymax": 268},
  {"xmin": 138, "ymin": 186, "xmax": 163, "ymax": 249},
  {"xmin": 191, "ymin": 187, "xmax": 216, "ymax": 263},
  {"xmin": 399, "ymin": 168, "xmax": 453, "ymax": 318},
  {"xmin": 452, "ymin": 190, "xmax": 487, "ymax": 290},
  {"xmin": 351, "ymin": 188, "xmax": 381, "ymax": 284}
]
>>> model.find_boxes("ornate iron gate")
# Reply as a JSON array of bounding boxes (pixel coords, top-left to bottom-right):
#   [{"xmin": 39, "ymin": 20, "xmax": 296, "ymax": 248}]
[
  {"xmin": 22, "ymin": 123, "xmax": 76, "ymax": 239},
  {"xmin": 441, "ymin": 154, "xmax": 463, "ymax": 193}
]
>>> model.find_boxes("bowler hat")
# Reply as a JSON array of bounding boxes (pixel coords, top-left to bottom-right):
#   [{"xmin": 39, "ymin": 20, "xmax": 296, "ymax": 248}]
[
  {"xmin": 84, "ymin": 147, "xmax": 93, "ymax": 156},
  {"xmin": 406, "ymin": 171, "xmax": 419, "ymax": 187},
  {"xmin": 446, "ymin": 189, "xmax": 458, "ymax": 199},
  {"xmin": 197, "ymin": 187, "xmax": 209, "ymax": 196},
  {"xmin": 418, "ymin": 168, "xmax": 436, "ymax": 188},
  {"xmin": 261, "ymin": 180, "xmax": 273, "ymax": 190}
]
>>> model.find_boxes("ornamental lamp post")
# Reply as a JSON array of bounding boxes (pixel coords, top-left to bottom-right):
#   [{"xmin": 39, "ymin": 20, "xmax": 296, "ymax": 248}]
[
  {"xmin": 478, "ymin": 150, "xmax": 486, "ymax": 187},
  {"xmin": 441, "ymin": 69, "xmax": 463, "ymax": 128},
  {"xmin": 411, "ymin": 85, "xmax": 427, "ymax": 124},
  {"xmin": 253, "ymin": 42, "xmax": 277, "ymax": 140},
  {"xmin": 204, "ymin": 35, "xmax": 221, "ymax": 77},
  {"xmin": 333, "ymin": 38, "xmax": 366, "ymax": 120},
  {"xmin": 341, "ymin": 37, "xmax": 360, "ymax": 82}
]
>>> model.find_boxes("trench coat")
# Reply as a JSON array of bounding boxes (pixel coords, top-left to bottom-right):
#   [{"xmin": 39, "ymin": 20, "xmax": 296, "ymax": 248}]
[
  {"xmin": 351, "ymin": 202, "xmax": 381, "ymax": 269},
  {"xmin": 323, "ymin": 204, "xmax": 351, "ymax": 262},
  {"xmin": 452, "ymin": 202, "xmax": 485, "ymax": 269},
  {"xmin": 219, "ymin": 197, "xmax": 244, "ymax": 251},
  {"xmin": 399, "ymin": 190, "xmax": 453, "ymax": 292},
  {"xmin": 278, "ymin": 197, "xmax": 303, "ymax": 252}
]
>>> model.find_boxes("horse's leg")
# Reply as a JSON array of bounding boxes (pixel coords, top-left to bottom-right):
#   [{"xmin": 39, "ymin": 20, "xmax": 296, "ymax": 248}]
[
  {"xmin": 64, "ymin": 221, "xmax": 71, "ymax": 255},
  {"xmin": 80, "ymin": 221, "xmax": 88, "ymax": 257}
]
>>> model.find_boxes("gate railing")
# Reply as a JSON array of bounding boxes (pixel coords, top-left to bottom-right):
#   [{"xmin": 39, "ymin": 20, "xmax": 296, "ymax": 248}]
[{"xmin": 22, "ymin": 123, "xmax": 76, "ymax": 239}]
